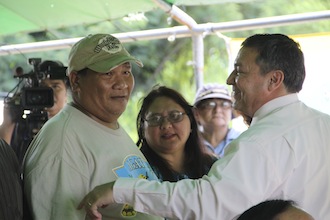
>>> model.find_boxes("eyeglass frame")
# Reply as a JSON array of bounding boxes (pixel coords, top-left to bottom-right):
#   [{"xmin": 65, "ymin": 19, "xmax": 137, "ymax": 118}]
[
  {"xmin": 144, "ymin": 110, "xmax": 187, "ymax": 127},
  {"xmin": 196, "ymin": 99, "xmax": 232, "ymax": 110}
]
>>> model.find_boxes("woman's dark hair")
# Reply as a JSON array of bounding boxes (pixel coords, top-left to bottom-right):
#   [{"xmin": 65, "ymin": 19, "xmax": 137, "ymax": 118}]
[
  {"xmin": 237, "ymin": 199, "xmax": 297, "ymax": 220},
  {"xmin": 136, "ymin": 85, "xmax": 215, "ymax": 182},
  {"xmin": 241, "ymin": 34, "xmax": 305, "ymax": 93}
]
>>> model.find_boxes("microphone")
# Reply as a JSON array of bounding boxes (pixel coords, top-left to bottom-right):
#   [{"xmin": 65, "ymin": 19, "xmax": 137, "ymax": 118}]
[{"xmin": 15, "ymin": 66, "xmax": 24, "ymax": 77}]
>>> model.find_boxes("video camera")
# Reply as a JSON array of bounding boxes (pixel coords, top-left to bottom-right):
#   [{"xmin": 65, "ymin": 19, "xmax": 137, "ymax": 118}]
[{"xmin": 4, "ymin": 58, "xmax": 67, "ymax": 123}]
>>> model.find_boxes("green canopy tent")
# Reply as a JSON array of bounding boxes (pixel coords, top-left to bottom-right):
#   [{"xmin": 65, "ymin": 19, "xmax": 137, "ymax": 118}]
[
  {"xmin": 0, "ymin": 0, "xmax": 255, "ymax": 88},
  {"xmin": 1, "ymin": 0, "xmax": 330, "ymax": 123},
  {"xmin": 0, "ymin": 0, "xmax": 253, "ymax": 36}
]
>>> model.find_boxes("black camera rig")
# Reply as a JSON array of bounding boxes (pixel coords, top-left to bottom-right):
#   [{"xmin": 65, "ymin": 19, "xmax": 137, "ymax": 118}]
[
  {"xmin": 4, "ymin": 58, "xmax": 67, "ymax": 123},
  {"xmin": 3, "ymin": 58, "xmax": 67, "ymax": 164}
]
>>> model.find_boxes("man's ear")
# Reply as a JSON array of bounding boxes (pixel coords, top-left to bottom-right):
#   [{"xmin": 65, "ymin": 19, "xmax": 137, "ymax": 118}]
[
  {"xmin": 69, "ymin": 71, "xmax": 80, "ymax": 92},
  {"xmin": 268, "ymin": 70, "xmax": 284, "ymax": 91}
]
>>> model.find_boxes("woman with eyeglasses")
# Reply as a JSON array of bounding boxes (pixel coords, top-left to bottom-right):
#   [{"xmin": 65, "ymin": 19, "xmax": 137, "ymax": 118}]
[{"xmin": 136, "ymin": 85, "xmax": 217, "ymax": 182}]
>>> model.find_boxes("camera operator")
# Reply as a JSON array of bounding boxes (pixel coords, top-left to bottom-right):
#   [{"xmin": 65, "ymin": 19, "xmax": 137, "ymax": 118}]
[{"xmin": 0, "ymin": 60, "xmax": 70, "ymax": 166}]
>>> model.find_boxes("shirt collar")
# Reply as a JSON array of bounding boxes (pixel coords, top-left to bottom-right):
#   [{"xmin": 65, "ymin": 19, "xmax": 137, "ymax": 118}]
[{"xmin": 251, "ymin": 93, "xmax": 299, "ymax": 126}]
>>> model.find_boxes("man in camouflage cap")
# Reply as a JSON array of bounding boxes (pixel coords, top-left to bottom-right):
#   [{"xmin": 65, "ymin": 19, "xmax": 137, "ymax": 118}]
[{"xmin": 24, "ymin": 34, "xmax": 162, "ymax": 220}]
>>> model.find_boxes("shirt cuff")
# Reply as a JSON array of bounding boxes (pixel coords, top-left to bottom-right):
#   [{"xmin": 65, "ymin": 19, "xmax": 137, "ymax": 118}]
[{"xmin": 113, "ymin": 177, "xmax": 139, "ymax": 204}]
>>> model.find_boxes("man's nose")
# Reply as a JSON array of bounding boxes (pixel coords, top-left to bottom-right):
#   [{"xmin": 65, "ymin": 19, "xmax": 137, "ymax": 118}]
[
  {"xmin": 227, "ymin": 70, "xmax": 236, "ymax": 85},
  {"xmin": 113, "ymin": 75, "xmax": 128, "ymax": 89}
]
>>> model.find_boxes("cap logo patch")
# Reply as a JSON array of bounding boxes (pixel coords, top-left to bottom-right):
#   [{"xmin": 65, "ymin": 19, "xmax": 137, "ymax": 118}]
[{"xmin": 94, "ymin": 35, "xmax": 122, "ymax": 54}]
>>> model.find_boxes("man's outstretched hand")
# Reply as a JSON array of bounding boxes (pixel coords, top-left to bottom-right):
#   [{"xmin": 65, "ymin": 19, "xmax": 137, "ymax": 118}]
[{"xmin": 78, "ymin": 181, "xmax": 116, "ymax": 220}]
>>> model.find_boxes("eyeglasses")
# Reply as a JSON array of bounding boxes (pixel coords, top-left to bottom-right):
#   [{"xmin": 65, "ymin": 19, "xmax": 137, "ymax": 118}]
[
  {"xmin": 144, "ymin": 110, "xmax": 186, "ymax": 127},
  {"xmin": 197, "ymin": 100, "xmax": 232, "ymax": 110}
]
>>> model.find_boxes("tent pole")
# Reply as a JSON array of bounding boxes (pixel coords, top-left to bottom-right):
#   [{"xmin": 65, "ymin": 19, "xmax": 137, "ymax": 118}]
[
  {"xmin": 1, "ymin": 10, "xmax": 330, "ymax": 90},
  {"xmin": 152, "ymin": 0, "xmax": 204, "ymax": 89},
  {"xmin": 2, "ymin": 10, "xmax": 329, "ymax": 55}
]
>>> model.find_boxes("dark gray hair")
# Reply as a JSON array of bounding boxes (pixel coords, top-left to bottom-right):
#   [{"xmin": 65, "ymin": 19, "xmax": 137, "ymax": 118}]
[{"xmin": 242, "ymin": 34, "xmax": 305, "ymax": 93}]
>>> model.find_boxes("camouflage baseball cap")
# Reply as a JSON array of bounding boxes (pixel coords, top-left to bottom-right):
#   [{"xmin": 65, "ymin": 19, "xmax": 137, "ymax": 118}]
[{"xmin": 67, "ymin": 34, "xmax": 143, "ymax": 74}]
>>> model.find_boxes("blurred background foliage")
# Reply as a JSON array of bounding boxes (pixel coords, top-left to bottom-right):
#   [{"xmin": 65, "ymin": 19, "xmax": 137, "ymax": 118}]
[{"xmin": 0, "ymin": 0, "xmax": 329, "ymax": 140}]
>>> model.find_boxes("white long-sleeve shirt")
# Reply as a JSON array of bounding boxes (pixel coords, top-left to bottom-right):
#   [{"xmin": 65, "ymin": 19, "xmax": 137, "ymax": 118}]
[{"xmin": 114, "ymin": 94, "xmax": 330, "ymax": 220}]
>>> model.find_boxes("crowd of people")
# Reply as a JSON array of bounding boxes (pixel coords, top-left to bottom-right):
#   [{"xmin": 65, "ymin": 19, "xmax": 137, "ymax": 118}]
[
  {"xmin": 77, "ymin": 33, "xmax": 330, "ymax": 220},
  {"xmin": 1, "ymin": 32, "xmax": 329, "ymax": 220}
]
